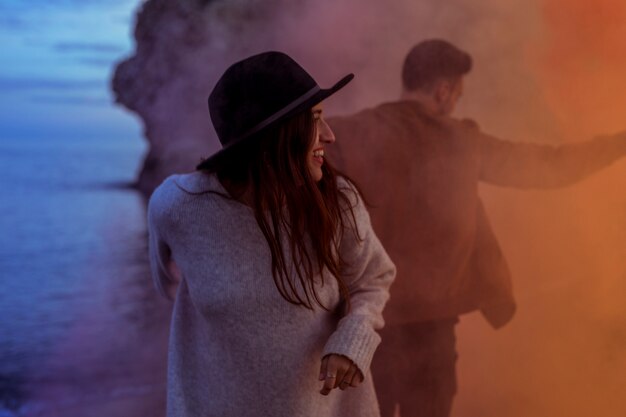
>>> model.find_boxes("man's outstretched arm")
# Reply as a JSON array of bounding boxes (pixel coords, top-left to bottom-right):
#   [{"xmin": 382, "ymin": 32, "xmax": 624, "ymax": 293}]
[{"xmin": 478, "ymin": 129, "xmax": 626, "ymax": 188}]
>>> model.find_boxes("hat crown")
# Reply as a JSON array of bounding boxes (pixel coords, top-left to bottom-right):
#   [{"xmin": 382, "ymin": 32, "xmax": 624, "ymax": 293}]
[{"xmin": 209, "ymin": 51, "xmax": 318, "ymax": 146}]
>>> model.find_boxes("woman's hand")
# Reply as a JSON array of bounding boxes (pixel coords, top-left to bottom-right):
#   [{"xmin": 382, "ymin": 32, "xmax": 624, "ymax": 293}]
[{"xmin": 318, "ymin": 354, "xmax": 364, "ymax": 395}]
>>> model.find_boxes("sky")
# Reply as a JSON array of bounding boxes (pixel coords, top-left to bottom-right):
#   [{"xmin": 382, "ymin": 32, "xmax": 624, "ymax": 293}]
[{"xmin": 0, "ymin": 0, "xmax": 142, "ymax": 143}]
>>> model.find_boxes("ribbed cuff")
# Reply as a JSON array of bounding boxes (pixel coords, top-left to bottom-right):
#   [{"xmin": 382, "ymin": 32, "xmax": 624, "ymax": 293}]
[{"xmin": 321, "ymin": 315, "xmax": 381, "ymax": 377}]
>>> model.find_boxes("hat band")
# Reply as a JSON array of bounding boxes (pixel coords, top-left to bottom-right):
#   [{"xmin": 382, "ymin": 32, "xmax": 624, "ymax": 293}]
[{"xmin": 233, "ymin": 85, "xmax": 321, "ymax": 143}]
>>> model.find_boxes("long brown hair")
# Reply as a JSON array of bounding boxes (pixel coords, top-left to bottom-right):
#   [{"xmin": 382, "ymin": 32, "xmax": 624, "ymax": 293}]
[{"xmin": 200, "ymin": 109, "xmax": 360, "ymax": 310}]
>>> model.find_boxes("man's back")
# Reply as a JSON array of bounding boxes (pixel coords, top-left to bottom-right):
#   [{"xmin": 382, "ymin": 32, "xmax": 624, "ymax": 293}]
[{"xmin": 329, "ymin": 100, "xmax": 515, "ymax": 327}]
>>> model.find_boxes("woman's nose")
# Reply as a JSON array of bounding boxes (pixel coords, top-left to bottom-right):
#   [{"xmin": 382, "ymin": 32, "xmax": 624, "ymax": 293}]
[{"xmin": 319, "ymin": 119, "xmax": 336, "ymax": 143}]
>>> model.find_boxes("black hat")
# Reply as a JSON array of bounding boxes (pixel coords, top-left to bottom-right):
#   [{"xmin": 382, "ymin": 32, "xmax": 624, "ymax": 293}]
[{"xmin": 196, "ymin": 51, "xmax": 353, "ymax": 170}]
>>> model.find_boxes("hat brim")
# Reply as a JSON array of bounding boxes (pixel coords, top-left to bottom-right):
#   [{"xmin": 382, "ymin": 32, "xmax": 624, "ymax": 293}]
[{"xmin": 196, "ymin": 73, "xmax": 354, "ymax": 170}]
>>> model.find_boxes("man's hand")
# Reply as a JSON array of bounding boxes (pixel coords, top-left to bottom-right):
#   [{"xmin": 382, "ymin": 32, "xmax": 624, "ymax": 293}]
[{"xmin": 318, "ymin": 354, "xmax": 364, "ymax": 395}]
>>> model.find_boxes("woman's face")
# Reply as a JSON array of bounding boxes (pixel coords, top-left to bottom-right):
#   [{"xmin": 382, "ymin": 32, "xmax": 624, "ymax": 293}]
[{"xmin": 308, "ymin": 103, "xmax": 335, "ymax": 182}]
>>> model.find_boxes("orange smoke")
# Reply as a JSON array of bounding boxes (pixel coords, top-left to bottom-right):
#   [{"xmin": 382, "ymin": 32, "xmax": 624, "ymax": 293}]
[
  {"xmin": 533, "ymin": 0, "xmax": 626, "ymax": 139},
  {"xmin": 456, "ymin": 2, "xmax": 626, "ymax": 417},
  {"xmin": 531, "ymin": 0, "xmax": 626, "ymax": 317}
]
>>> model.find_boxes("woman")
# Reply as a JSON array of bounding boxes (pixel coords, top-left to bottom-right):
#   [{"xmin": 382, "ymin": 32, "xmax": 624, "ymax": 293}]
[{"xmin": 148, "ymin": 51, "xmax": 395, "ymax": 417}]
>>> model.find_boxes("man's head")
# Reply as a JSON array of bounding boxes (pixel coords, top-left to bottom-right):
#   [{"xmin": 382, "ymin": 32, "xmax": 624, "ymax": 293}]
[{"xmin": 401, "ymin": 39, "xmax": 472, "ymax": 116}]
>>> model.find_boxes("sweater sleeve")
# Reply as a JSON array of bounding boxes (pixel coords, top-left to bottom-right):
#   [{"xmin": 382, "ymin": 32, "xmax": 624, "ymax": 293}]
[
  {"xmin": 321, "ymin": 179, "xmax": 396, "ymax": 376},
  {"xmin": 478, "ymin": 129, "xmax": 626, "ymax": 188},
  {"xmin": 147, "ymin": 178, "xmax": 177, "ymax": 300}
]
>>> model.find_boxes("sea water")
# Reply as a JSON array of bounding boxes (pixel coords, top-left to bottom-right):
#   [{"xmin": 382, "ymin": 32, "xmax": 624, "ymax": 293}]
[{"xmin": 0, "ymin": 138, "xmax": 171, "ymax": 417}]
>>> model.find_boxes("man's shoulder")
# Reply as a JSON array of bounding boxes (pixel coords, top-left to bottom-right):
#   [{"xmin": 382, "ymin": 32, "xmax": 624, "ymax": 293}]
[
  {"xmin": 330, "ymin": 100, "xmax": 410, "ymax": 119},
  {"xmin": 459, "ymin": 118, "xmax": 480, "ymax": 130},
  {"xmin": 377, "ymin": 101, "xmax": 483, "ymax": 132},
  {"xmin": 328, "ymin": 100, "xmax": 428, "ymax": 130}
]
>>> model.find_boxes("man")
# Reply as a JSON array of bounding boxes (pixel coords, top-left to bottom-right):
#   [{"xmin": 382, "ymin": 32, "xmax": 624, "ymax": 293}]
[{"xmin": 327, "ymin": 39, "xmax": 626, "ymax": 417}]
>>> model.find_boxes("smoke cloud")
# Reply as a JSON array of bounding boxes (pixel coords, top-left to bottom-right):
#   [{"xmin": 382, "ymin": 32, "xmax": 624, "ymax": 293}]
[
  {"xmin": 114, "ymin": 0, "xmax": 626, "ymax": 415},
  {"xmin": 455, "ymin": 1, "xmax": 626, "ymax": 416}
]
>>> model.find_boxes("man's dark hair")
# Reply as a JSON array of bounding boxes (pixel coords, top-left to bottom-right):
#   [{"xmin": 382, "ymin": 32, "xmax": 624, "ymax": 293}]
[{"xmin": 402, "ymin": 39, "xmax": 472, "ymax": 92}]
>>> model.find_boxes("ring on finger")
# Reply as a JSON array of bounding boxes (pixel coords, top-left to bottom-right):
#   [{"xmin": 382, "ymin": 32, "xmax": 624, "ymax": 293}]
[{"xmin": 325, "ymin": 374, "xmax": 336, "ymax": 379}]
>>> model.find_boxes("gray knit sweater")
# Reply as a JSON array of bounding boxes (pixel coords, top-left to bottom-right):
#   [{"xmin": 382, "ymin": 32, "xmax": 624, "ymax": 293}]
[{"xmin": 147, "ymin": 172, "xmax": 395, "ymax": 417}]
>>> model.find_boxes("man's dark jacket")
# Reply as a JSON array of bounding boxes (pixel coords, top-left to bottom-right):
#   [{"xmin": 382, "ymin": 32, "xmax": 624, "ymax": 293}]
[{"xmin": 328, "ymin": 100, "xmax": 626, "ymax": 328}]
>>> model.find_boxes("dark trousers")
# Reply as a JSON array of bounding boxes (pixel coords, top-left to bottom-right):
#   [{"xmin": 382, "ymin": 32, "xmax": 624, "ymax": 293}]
[{"xmin": 372, "ymin": 318, "xmax": 459, "ymax": 417}]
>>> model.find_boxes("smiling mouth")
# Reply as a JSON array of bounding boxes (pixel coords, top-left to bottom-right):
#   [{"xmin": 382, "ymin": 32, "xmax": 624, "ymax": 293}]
[{"xmin": 312, "ymin": 149, "xmax": 324, "ymax": 164}]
